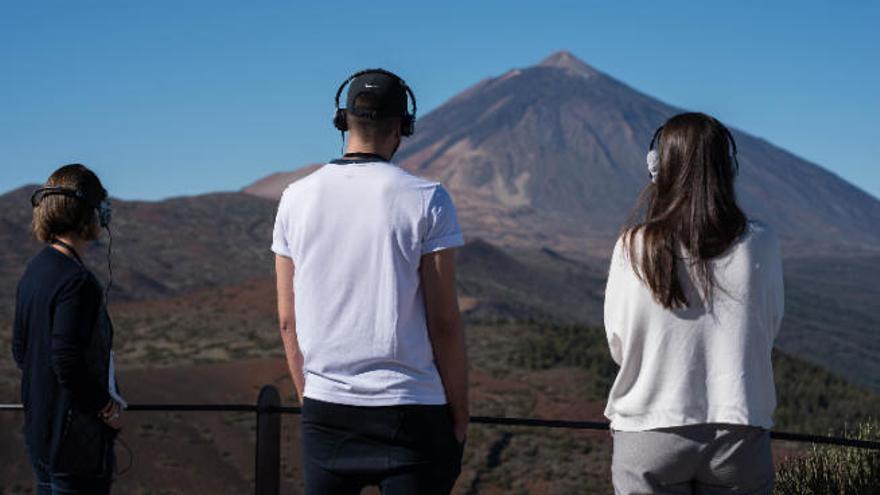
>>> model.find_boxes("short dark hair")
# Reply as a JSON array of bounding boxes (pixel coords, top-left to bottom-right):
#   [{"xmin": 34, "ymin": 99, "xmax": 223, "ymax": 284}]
[
  {"xmin": 346, "ymin": 93, "xmax": 400, "ymax": 141},
  {"xmin": 32, "ymin": 164, "xmax": 107, "ymax": 242}
]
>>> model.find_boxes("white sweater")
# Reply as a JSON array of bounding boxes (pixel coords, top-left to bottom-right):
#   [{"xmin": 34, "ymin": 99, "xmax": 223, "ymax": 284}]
[{"xmin": 603, "ymin": 221, "xmax": 784, "ymax": 431}]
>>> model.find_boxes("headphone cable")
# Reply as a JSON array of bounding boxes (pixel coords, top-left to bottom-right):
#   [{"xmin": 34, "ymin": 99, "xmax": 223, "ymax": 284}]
[
  {"xmin": 105, "ymin": 225, "xmax": 113, "ymax": 305},
  {"xmin": 114, "ymin": 434, "xmax": 134, "ymax": 476}
]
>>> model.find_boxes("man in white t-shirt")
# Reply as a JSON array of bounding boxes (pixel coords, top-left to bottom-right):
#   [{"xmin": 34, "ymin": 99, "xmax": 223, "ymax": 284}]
[{"xmin": 272, "ymin": 69, "xmax": 468, "ymax": 495}]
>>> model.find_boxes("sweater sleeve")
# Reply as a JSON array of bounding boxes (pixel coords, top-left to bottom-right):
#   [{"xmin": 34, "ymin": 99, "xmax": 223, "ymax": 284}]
[
  {"xmin": 766, "ymin": 231, "xmax": 785, "ymax": 340},
  {"xmin": 604, "ymin": 237, "xmax": 626, "ymax": 365},
  {"xmin": 50, "ymin": 272, "xmax": 111, "ymax": 413},
  {"xmin": 12, "ymin": 282, "xmax": 25, "ymax": 370}
]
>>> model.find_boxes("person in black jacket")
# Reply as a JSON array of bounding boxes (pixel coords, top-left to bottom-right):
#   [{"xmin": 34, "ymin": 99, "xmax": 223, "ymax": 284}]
[{"xmin": 12, "ymin": 164, "xmax": 124, "ymax": 494}]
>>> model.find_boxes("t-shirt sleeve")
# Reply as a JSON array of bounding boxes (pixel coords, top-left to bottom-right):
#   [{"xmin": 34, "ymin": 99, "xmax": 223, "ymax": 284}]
[
  {"xmin": 271, "ymin": 191, "xmax": 292, "ymax": 258},
  {"xmin": 421, "ymin": 185, "xmax": 465, "ymax": 255}
]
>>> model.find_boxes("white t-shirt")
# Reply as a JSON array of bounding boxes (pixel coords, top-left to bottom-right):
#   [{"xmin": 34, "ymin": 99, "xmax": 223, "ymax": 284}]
[
  {"xmin": 271, "ymin": 159, "xmax": 465, "ymax": 406},
  {"xmin": 603, "ymin": 221, "xmax": 784, "ymax": 431}
]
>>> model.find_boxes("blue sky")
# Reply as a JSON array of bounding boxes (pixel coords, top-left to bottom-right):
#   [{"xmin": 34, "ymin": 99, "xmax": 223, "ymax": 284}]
[{"xmin": 1, "ymin": 1, "xmax": 878, "ymax": 200}]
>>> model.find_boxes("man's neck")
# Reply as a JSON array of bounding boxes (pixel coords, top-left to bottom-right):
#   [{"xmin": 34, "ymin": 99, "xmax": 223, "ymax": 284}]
[{"xmin": 344, "ymin": 134, "xmax": 396, "ymax": 161}]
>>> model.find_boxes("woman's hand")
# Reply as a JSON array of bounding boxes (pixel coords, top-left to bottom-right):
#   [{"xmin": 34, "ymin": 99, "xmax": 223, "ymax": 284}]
[
  {"xmin": 453, "ymin": 420, "xmax": 468, "ymax": 445},
  {"xmin": 99, "ymin": 400, "xmax": 123, "ymax": 430}
]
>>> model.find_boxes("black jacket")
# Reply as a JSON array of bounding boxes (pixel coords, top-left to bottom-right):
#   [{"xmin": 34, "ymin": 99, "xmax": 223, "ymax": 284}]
[{"xmin": 12, "ymin": 246, "xmax": 116, "ymax": 474}]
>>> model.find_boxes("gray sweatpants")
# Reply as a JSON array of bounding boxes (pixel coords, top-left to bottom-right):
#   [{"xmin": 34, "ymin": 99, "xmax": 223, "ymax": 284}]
[{"xmin": 612, "ymin": 424, "xmax": 774, "ymax": 495}]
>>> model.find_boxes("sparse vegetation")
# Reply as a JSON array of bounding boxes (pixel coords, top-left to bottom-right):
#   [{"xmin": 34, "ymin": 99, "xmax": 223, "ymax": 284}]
[
  {"xmin": 773, "ymin": 354, "xmax": 880, "ymax": 434},
  {"xmin": 507, "ymin": 323, "xmax": 615, "ymax": 400},
  {"xmin": 775, "ymin": 421, "xmax": 880, "ymax": 495}
]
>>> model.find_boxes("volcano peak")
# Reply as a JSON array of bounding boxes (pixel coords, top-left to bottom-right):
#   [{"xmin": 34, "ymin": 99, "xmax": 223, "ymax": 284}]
[{"xmin": 538, "ymin": 50, "xmax": 601, "ymax": 78}]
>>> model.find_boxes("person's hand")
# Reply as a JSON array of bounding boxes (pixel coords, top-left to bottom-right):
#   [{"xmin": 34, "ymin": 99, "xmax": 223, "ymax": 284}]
[
  {"xmin": 453, "ymin": 418, "xmax": 468, "ymax": 445},
  {"xmin": 99, "ymin": 400, "xmax": 123, "ymax": 430}
]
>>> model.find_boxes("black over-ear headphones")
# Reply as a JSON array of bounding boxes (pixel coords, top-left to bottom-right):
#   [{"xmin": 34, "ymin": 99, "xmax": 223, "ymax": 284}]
[
  {"xmin": 31, "ymin": 186, "xmax": 112, "ymax": 228},
  {"xmin": 333, "ymin": 68, "xmax": 418, "ymax": 137},
  {"xmin": 646, "ymin": 122, "xmax": 740, "ymax": 183}
]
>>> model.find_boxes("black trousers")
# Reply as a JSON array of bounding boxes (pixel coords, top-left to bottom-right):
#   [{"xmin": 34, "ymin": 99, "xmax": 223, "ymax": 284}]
[{"xmin": 301, "ymin": 397, "xmax": 464, "ymax": 495}]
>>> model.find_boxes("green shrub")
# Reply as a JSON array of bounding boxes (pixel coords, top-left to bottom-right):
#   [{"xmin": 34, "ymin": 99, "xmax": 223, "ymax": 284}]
[{"xmin": 775, "ymin": 421, "xmax": 880, "ymax": 495}]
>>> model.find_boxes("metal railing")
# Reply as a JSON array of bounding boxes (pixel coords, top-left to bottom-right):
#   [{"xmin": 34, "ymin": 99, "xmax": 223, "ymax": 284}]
[{"xmin": 3, "ymin": 384, "xmax": 879, "ymax": 495}]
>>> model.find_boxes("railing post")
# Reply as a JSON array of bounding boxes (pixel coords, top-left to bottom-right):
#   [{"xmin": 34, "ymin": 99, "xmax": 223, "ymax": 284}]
[{"xmin": 255, "ymin": 385, "xmax": 281, "ymax": 495}]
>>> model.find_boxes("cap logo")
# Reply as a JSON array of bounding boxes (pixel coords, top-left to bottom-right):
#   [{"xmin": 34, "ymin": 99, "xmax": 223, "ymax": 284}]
[{"xmin": 364, "ymin": 83, "xmax": 379, "ymax": 88}]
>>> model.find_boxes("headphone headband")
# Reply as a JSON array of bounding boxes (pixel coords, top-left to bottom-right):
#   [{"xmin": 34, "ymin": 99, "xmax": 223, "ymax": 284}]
[
  {"xmin": 721, "ymin": 126, "xmax": 738, "ymax": 159},
  {"xmin": 648, "ymin": 123, "xmax": 738, "ymax": 158},
  {"xmin": 649, "ymin": 125, "xmax": 664, "ymax": 151},
  {"xmin": 31, "ymin": 186, "xmax": 89, "ymax": 207},
  {"xmin": 31, "ymin": 186, "xmax": 112, "ymax": 228}
]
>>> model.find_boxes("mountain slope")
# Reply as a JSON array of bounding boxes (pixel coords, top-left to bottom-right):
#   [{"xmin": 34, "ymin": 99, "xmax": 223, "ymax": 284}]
[
  {"xmin": 457, "ymin": 239, "xmax": 606, "ymax": 324},
  {"xmin": 393, "ymin": 51, "xmax": 880, "ymax": 255},
  {"xmin": 0, "ymin": 186, "xmax": 598, "ymax": 326},
  {"xmin": 244, "ymin": 164, "xmax": 322, "ymax": 200},
  {"xmin": 246, "ymin": 52, "xmax": 880, "ymax": 255},
  {"xmin": 0, "ymin": 185, "xmax": 278, "ymax": 305}
]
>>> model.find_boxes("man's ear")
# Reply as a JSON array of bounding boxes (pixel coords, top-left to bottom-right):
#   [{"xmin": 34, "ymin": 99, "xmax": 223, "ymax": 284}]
[{"xmin": 390, "ymin": 121, "xmax": 402, "ymax": 143}]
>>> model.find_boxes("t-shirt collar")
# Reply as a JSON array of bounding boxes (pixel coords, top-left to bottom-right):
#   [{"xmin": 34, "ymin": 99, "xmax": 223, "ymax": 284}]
[{"xmin": 330, "ymin": 152, "xmax": 390, "ymax": 165}]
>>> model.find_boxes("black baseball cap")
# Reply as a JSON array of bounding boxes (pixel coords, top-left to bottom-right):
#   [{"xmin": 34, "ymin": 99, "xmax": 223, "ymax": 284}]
[{"xmin": 345, "ymin": 70, "xmax": 409, "ymax": 120}]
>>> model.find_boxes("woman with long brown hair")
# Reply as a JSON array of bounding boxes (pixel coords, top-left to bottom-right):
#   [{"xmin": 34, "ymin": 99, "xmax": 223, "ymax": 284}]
[{"xmin": 603, "ymin": 113, "xmax": 783, "ymax": 494}]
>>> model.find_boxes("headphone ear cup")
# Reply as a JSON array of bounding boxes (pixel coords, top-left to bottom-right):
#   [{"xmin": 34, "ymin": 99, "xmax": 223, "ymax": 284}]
[
  {"xmin": 401, "ymin": 114, "xmax": 415, "ymax": 137},
  {"xmin": 98, "ymin": 201, "xmax": 112, "ymax": 228},
  {"xmin": 646, "ymin": 149, "xmax": 660, "ymax": 183},
  {"xmin": 333, "ymin": 109, "xmax": 348, "ymax": 131}
]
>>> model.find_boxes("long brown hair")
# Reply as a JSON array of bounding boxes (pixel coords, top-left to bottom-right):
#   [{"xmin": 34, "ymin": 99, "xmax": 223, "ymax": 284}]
[{"xmin": 625, "ymin": 113, "xmax": 747, "ymax": 309}]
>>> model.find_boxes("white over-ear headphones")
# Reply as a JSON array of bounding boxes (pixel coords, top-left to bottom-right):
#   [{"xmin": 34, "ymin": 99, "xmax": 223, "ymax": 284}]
[{"xmin": 646, "ymin": 149, "xmax": 661, "ymax": 183}]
